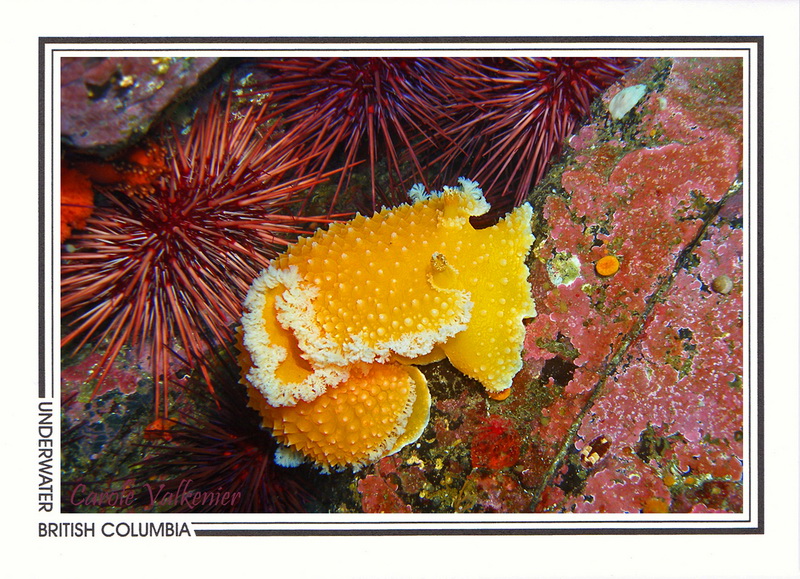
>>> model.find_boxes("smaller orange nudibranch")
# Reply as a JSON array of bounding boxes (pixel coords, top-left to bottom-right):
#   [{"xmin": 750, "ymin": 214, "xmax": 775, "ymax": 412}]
[
  {"xmin": 72, "ymin": 140, "xmax": 168, "ymax": 198},
  {"xmin": 60, "ymin": 166, "xmax": 95, "ymax": 243}
]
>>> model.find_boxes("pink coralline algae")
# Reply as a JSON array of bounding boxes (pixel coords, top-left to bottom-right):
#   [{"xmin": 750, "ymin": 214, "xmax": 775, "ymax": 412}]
[
  {"xmin": 61, "ymin": 349, "xmax": 143, "ymax": 399},
  {"xmin": 465, "ymin": 471, "xmax": 530, "ymax": 513},
  {"xmin": 357, "ymin": 475, "xmax": 413, "ymax": 513},
  {"xmin": 525, "ymin": 57, "xmax": 745, "ymax": 513},
  {"xmin": 571, "ymin": 454, "xmax": 672, "ymax": 514},
  {"xmin": 375, "ymin": 454, "xmax": 427, "ymax": 496},
  {"xmin": 561, "ymin": 207, "xmax": 744, "ymax": 512},
  {"xmin": 650, "ymin": 58, "xmax": 744, "ymax": 142},
  {"xmin": 526, "ymin": 132, "xmax": 740, "ymax": 370}
]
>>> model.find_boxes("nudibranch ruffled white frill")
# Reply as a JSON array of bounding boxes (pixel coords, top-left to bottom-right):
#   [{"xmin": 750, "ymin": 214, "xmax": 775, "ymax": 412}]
[{"xmin": 238, "ymin": 179, "xmax": 536, "ymax": 471}]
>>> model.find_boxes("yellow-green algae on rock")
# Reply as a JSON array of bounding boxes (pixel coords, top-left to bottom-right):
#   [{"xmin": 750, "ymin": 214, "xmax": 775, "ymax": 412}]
[{"xmin": 239, "ymin": 179, "xmax": 536, "ymax": 470}]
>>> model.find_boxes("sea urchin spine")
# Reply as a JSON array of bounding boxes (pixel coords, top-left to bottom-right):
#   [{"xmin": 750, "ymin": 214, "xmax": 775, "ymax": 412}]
[
  {"xmin": 430, "ymin": 57, "xmax": 639, "ymax": 209},
  {"xmin": 133, "ymin": 354, "xmax": 314, "ymax": 513},
  {"xmin": 256, "ymin": 57, "xmax": 464, "ymax": 212}
]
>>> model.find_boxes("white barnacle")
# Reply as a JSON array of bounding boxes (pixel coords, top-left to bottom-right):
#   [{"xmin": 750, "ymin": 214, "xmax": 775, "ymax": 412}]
[{"xmin": 608, "ymin": 84, "xmax": 647, "ymax": 120}]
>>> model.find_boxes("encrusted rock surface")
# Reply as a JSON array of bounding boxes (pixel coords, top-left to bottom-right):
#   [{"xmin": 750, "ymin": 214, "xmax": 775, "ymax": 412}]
[
  {"xmin": 61, "ymin": 57, "xmax": 746, "ymax": 515},
  {"xmin": 61, "ymin": 57, "xmax": 219, "ymax": 153}
]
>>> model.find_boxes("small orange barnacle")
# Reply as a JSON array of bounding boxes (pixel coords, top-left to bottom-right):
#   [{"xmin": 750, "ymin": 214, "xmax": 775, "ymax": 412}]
[
  {"xmin": 595, "ymin": 255, "xmax": 620, "ymax": 277},
  {"xmin": 642, "ymin": 497, "xmax": 670, "ymax": 513}
]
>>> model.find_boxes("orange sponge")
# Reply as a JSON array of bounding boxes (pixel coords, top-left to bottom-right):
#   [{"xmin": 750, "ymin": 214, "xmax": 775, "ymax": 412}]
[{"xmin": 60, "ymin": 167, "xmax": 95, "ymax": 242}]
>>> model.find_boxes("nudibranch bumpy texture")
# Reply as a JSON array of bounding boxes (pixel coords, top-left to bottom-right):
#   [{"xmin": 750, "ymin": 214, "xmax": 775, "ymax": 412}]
[{"xmin": 239, "ymin": 179, "xmax": 536, "ymax": 471}]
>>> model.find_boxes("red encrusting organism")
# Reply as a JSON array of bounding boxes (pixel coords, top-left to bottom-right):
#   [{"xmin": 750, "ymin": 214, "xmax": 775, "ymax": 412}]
[
  {"xmin": 470, "ymin": 415, "xmax": 522, "ymax": 470},
  {"xmin": 61, "ymin": 89, "xmax": 337, "ymax": 430}
]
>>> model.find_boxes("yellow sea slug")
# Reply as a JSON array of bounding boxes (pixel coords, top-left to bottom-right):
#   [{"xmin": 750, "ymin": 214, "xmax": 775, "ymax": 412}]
[{"xmin": 239, "ymin": 179, "xmax": 536, "ymax": 470}]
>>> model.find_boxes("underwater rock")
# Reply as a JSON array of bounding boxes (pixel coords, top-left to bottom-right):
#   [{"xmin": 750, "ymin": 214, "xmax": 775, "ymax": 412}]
[
  {"xmin": 61, "ymin": 57, "xmax": 219, "ymax": 153},
  {"xmin": 526, "ymin": 57, "xmax": 744, "ymax": 513}
]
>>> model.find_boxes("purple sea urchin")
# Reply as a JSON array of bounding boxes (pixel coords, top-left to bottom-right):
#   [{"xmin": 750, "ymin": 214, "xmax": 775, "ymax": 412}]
[
  {"xmin": 256, "ymin": 57, "xmax": 464, "ymax": 211},
  {"xmin": 431, "ymin": 58, "xmax": 639, "ymax": 209}
]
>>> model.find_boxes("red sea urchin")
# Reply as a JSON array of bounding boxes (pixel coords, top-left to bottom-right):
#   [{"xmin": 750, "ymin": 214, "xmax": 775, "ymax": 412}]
[
  {"xmin": 432, "ymin": 57, "xmax": 639, "ymax": 209},
  {"xmin": 61, "ymin": 90, "xmax": 334, "ymax": 426},
  {"xmin": 256, "ymin": 57, "xmax": 464, "ymax": 212}
]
